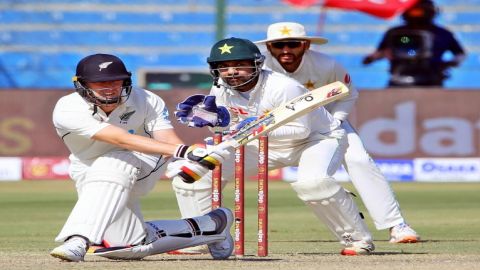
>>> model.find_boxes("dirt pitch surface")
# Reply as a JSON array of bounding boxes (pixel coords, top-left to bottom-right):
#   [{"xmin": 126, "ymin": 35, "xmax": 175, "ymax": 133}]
[
  {"xmin": 2, "ymin": 182, "xmax": 479, "ymax": 270},
  {"xmin": 2, "ymin": 252, "xmax": 480, "ymax": 270}
]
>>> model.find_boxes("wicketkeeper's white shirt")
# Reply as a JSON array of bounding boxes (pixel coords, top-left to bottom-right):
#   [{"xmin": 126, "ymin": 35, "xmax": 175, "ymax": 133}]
[
  {"xmin": 263, "ymin": 49, "xmax": 359, "ymax": 122},
  {"xmin": 210, "ymin": 70, "xmax": 340, "ymax": 149},
  {"xmin": 53, "ymin": 88, "xmax": 173, "ymax": 164}
]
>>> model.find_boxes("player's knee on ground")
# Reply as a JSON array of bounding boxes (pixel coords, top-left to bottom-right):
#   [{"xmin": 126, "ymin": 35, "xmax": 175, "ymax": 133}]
[
  {"xmin": 90, "ymin": 209, "xmax": 232, "ymax": 260},
  {"xmin": 291, "ymin": 178, "xmax": 372, "ymax": 244},
  {"xmin": 56, "ymin": 151, "xmax": 143, "ymax": 244}
]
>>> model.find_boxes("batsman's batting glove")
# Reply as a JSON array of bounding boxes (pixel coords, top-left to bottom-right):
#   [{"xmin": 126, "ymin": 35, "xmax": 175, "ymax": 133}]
[
  {"xmin": 165, "ymin": 159, "xmax": 210, "ymax": 183},
  {"xmin": 175, "ymin": 95, "xmax": 230, "ymax": 128},
  {"xmin": 173, "ymin": 144, "xmax": 229, "ymax": 170}
]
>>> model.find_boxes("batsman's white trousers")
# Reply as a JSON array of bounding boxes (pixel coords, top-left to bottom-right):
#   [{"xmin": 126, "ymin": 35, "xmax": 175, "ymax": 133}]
[
  {"xmin": 55, "ymin": 151, "xmax": 166, "ymax": 246},
  {"xmin": 342, "ymin": 121, "xmax": 405, "ymax": 230}
]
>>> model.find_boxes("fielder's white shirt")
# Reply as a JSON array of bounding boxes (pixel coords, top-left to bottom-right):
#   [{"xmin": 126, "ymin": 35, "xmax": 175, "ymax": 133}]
[
  {"xmin": 53, "ymin": 88, "xmax": 173, "ymax": 164},
  {"xmin": 263, "ymin": 50, "xmax": 359, "ymax": 121},
  {"xmin": 210, "ymin": 70, "xmax": 339, "ymax": 149}
]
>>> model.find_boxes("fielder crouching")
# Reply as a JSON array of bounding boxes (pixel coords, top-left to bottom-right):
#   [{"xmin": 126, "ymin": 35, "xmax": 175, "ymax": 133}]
[
  {"xmin": 169, "ymin": 38, "xmax": 375, "ymax": 255},
  {"xmin": 50, "ymin": 53, "xmax": 234, "ymax": 262}
]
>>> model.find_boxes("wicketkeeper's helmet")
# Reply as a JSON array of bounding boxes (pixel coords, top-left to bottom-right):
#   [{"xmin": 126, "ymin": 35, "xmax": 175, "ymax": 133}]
[
  {"xmin": 207, "ymin": 37, "xmax": 264, "ymax": 64},
  {"xmin": 73, "ymin": 53, "xmax": 133, "ymax": 105},
  {"xmin": 207, "ymin": 37, "xmax": 265, "ymax": 89}
]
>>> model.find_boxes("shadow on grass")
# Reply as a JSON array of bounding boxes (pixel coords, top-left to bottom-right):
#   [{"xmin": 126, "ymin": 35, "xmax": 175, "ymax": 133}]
[
  {"xmin": 295, "ymin": 251, "xmax": 429, "ymax": 255},
  {"xmin": 415, "ymin": 239, "xmax": 478, "ymax": 243},
  {"xmin": 88, "ymin": 255, "xmax": 281, "ymax": 262},
  {"xmin": 275, "ymin": 239, "xmax": 478, "ymax": 243}
]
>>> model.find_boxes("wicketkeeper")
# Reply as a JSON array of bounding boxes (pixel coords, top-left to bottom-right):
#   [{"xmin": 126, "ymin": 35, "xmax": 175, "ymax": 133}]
[{"xmin": 168, "ymin": 37, "xmax": 375, "ymax": 255}]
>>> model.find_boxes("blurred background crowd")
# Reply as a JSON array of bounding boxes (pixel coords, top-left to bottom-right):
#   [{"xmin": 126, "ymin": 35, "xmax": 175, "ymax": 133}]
[
  {"xmin": 0, "ymin": 0, "xmax": 477, "ymax": 90},
  {"xmin": 1, "ymin": 0, "xmax": 479, "ymax": 182}
]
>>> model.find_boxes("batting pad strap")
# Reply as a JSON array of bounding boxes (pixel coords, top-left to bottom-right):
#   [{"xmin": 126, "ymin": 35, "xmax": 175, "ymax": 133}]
[
  {"xmin": 291, "ymin": 178, "xmax": 342, "ymax": 202},
  {"xmin": 184, "ymin": 218, "xmax": 202, "ymax": 237}
]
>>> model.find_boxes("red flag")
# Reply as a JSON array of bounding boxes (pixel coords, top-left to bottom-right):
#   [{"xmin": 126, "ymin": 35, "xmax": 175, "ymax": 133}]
[
  {"xmin": 282, "ymin": 0, "xmax": 318, "ymax": 7},
  {"xmin": 324, "ymin": 0, "xmax": 419, "ymax": 19},
  {"xmin": 283, "ymin": 0, "xmax": 419, "ymax": 19}
]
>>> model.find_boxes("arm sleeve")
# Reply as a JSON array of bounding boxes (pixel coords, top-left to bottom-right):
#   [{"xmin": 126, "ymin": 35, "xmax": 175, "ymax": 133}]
[
  {"xmin": 53, "ymin": 108, "xmax": 110, "ymax": 138},
  {"xmin": 324, "ymin": 62, "xmax": 359, "ymax": 121},
  {"xmin": 377, "ymin": 29, "xmax": 392, "ymax": 50},
  {"xmin": 268, "ymin": 122, "xmax": 310, "ymax": 140},
  {"xmin": 447, "ymin": 31, "xmax": 466, "ymax": 55},
  {"xmin": 263, "ymin": 79, "xmax": 312, "ymax": 140},
  {"xmin": 144, "ymin": 92, "xmax": 174, "ymax": 132}
]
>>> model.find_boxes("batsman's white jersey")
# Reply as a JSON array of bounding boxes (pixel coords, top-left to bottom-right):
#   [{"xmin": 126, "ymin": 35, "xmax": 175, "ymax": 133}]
[
  {"xmin": 53, "ymin": 88, "xmax": 172, "ymax": 165},
  {"xmin": 52, "ymin": 88, "xmax": 172, "ymax": 246},
  {"xmin": 172, "ymin": 70, "xmax": 374, "ymax": 247},
  {"xmin": 263, "ymin": 49, "xmax": 406, "ymax": 230}
]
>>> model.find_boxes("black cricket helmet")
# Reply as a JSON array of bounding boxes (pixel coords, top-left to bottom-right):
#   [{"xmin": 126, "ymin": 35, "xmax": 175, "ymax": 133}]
[
  {"xmin": 207, "ymin": 37, "xmax": 265, "ymax": 89},
  {"xmin": 73, "ymin": 53, "xmax": 133, "ymax": 105}
]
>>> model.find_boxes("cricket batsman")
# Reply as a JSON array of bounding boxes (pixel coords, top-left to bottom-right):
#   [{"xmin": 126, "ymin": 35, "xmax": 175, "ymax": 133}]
[{"xmin": 50, "ymin": 53, "xmax": 234, "ymax": 262}]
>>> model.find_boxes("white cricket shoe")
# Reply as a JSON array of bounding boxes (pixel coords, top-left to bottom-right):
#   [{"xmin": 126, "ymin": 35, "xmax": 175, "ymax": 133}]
[
  {"xmin": 389, "ymin": 223, "xmax": 420, "ymax": 243},
  {"xmin": 341, "ymin": 240, "xmax": 375, "ymax": 256},
  {"xmin": 50, "ymin": 236, "xmax": 89, "ymax": 262},
  {"xmin": 207, "ymin": 207, "xmax": 234, "ymax": 260}
]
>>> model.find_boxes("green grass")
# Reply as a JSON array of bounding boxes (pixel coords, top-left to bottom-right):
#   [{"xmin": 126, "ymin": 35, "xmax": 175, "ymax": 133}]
[{"xmin": 1, "ymin": 180, "xmax": 479, "ymax": 258}]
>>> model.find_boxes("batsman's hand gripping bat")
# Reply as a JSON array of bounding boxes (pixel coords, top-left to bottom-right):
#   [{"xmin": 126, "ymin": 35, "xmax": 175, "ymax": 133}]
[{"xmin": 166, "ymin": 81, "xmax": 349, "ymax": 178}]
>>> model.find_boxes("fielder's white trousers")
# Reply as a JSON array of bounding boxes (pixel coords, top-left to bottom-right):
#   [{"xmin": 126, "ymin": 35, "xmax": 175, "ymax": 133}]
[{"xmin": 341, "ymin": 121, "xmax": 405, "ymax": 230}]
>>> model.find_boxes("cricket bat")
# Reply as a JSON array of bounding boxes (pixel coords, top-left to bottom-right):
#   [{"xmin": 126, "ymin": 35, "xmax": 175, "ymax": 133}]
[
  {"xmin": 215, "ymin": 80, "xmax": 349, "ymax": 149},
  {"xmin": 165, "ymin": 81, "xmax": 349, "ymax": 179}
]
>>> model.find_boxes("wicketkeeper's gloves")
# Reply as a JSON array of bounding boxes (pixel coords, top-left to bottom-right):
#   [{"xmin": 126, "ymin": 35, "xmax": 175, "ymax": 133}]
[{"xmin": 175, "ymin": 95, "xmax": 231, "ymax": 128}]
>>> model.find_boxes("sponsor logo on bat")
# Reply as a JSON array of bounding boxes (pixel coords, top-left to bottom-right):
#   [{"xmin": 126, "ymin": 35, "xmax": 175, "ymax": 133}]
[
  {"xmin": 252, "ymin": 125, "xmax": 265, "ymax": 137},
  {"xmin": 326, "ymin": 87, "xmax": 343, "ymax": 98},
  {"xmin": 285, "ymin": 94, "xmax": 314, "ymax": 111}
]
